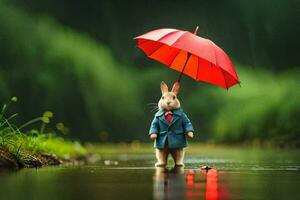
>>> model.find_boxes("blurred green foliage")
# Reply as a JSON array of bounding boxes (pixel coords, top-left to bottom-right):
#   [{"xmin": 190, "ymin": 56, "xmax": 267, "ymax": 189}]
[
  {"xmin": 0, "ymin": 1, "xmax": 143, "ymax": 141},
  {"xmin": 0, "ymin": 0, "xmax": 299, "ymax": 144},
  {"xmin": 211, "ymin": 68, "xmax": 300, "ymax": 144},
  {"xmin": 11, "ymin": 0, "xmax": 299, "ymax": 69}
]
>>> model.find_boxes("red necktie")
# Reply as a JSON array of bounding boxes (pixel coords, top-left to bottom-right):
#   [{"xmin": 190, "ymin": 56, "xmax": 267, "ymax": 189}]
[{"xmin": 165, "ymin": 111, "xmax": 173, "ymax": 124}]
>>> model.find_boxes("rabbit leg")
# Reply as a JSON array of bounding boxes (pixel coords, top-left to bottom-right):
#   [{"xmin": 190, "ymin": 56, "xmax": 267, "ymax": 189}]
[
  {"xmin": 155, "ymin": 148, "xmax": 168, "ymax": 167},
  {"xmin": 170, "ymin": 148, "xmax": 184, "ymax": 167}
]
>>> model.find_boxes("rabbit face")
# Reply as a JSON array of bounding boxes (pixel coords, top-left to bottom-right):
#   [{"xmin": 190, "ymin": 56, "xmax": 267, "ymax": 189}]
[{"xmin": 158, "ymin": 81, "xmax": 181, "ymax": 111}]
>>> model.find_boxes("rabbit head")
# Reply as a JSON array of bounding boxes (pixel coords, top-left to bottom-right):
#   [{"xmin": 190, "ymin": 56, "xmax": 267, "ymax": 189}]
[{"xmin": 158, "ymin": 81, "xmax": 181, "ymax": 111}]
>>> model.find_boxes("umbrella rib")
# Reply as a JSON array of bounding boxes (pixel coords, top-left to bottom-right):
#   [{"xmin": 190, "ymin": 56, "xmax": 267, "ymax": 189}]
[
  {"xmin": 147, "ymin": 31, "xmax": 185, "ymax": 56},
  {"xmin": 169, "ymin": 31, "xmax": 188, "ymax": 46},
  {"xmin": 209, "ymin": 41, "xmax": 238, "ymax": 79},
  {"xmin": 167, "ymin": 48, "xmax": 182, "ymax": 66},
  {"xmin": 208, "ymin": 40, "xmax": 217, "ymax": 66},
  {"xmin": 160, "ymin": 31, "xmax": 189, "ymax": 66},
  {"xmin": 148, "ymin": 42, "xmax": 164, "ymax": 56},
  {"xmin": 157, "ymin": 30, "xmax": 182, "ymax": 43},
  {"xmin": 196, "ymin": 55, "xmax": 200, "ymax": 80},
  {"xmin": 147, "ymin": 30, "xmax": 183, "ymax": 56},
  {"xmin": 220, "ymin": 69, "xmax": 228, "ymax": 90}
]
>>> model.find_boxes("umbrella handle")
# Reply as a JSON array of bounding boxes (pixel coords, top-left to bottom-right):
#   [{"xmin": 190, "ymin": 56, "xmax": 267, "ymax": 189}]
[
  {"xmin": 177, "ymin": 26, "xmax": 199, "ymax": 83},
  {"xmin": 177, "ymin": 52, "xmax": 191, "ymax": 83}
]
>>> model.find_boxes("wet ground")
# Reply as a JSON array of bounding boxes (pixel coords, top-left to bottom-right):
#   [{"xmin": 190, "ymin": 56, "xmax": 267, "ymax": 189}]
[{"xmin": 0, "ymin": 147, "xmax": 300, "ymax": 200}]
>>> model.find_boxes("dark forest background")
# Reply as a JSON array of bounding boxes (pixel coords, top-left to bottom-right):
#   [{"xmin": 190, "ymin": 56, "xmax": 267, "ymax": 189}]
[{"xmin": 0, "ymin": 0, "xmax": 299, "ymax": 143}]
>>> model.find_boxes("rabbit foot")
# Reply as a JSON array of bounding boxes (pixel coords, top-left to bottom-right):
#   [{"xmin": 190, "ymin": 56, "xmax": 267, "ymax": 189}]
[
  {"xmin": 174, "ymin": 163, "xmax": 184, "ymax": 167},
  {"xmin": 155, "ymin": 162, "xmax": 166, "ymax": 167}
]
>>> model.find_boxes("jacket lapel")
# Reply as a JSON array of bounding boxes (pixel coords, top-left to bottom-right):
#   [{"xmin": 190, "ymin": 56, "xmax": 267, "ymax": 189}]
[
  {"xmin": 155, "ymin": 109, "xmax": 183, "ymax": 126},
  {"xmin": 169, "ymin": 109, "xmax": 183, "ymax": 127},
  {"xmin": 155, "ymin": 109, "xmax": 169, "ymax": 125}
]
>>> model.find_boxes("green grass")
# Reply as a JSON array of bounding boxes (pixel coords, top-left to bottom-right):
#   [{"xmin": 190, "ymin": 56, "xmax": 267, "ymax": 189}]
[
  {"xmin": 0, "ymin": 97, "xmax": 86, "ymax": 160},
  {"xmin": 1, "ymin": 133, "xmax": 86, "ymax": 159}
]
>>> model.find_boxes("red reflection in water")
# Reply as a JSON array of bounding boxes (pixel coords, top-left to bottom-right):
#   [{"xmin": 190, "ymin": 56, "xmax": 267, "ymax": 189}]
[
  {"xmin": 185, "ymin": 169, "xmax": 228, "ymax": 200},
  {"xmin": 186, "ymin": 170, "xmax": 195, "ymax": 198},
  {"xmin": 206, "ymin": 169, "xmax": 218, "ymax": 200},
  {"xmin": 154, "ymin": 167, "xmax": 228, "ymax": 200}
]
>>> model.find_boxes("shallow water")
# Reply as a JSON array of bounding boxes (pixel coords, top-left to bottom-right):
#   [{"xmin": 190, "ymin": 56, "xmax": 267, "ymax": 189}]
[{"xmin": 1, "ymin": 148, "xmax": 300, "ymax": 200}]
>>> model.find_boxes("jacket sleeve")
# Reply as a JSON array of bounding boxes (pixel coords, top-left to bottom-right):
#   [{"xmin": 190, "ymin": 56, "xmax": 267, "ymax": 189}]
[
  {"xmin": 182, "ymin": 113, "xmax": 194, "ymax": 133},
  {"xmin": 149, "ymin": 117, "xmax": 159, "ymax": 135}
]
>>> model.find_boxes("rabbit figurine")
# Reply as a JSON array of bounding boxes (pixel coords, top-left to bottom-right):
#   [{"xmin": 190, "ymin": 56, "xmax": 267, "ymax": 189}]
[{"xmin": 149, "ymin": 81, "xmax": 194, "ymax": 167}]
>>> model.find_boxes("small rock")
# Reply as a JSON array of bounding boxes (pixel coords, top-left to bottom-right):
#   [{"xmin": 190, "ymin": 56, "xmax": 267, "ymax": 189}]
[{"xmin": 201, "ymin": 165, "xmax": 212, "ymax": 170}]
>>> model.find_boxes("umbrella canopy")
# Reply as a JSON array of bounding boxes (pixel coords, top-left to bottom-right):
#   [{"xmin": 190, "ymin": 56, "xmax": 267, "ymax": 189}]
[{"xmin": 134, "ymin": 27, "xmax": 240, "ymax": 89}]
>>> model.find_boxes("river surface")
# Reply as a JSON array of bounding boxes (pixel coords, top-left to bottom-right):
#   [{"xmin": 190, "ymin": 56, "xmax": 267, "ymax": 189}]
[{"xmin": 1, "ymin": 147, "xmax": 300, "ymax": 200}]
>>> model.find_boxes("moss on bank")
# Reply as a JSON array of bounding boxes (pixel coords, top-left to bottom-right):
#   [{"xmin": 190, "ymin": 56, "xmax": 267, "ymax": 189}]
[
  {"xmin": 0, "ymin": 134, "xmax": 87, "ymax": 170},
  {"xmin": 0, "ymin": 133, "xmax": 87, "ymax": 170}
]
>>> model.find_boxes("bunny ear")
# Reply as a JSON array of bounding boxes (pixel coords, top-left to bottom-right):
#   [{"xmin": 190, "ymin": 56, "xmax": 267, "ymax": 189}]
[
  {"xmin": 171, "ymin": 81, "xmax": 180, "ymax": 95},
  {"xmin": 160, "ymin": 81, "xmax": 169, "ymax": 94}
]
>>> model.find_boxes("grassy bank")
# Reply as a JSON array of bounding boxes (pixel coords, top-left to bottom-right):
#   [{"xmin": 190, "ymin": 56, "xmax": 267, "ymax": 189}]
[{"xmin": 0, "ymin": 97, "xmax": 86, "ymax": 170}]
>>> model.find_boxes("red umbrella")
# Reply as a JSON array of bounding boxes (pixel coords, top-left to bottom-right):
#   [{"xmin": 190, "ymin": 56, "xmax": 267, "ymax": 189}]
[{"xmin": 134, "ymin": 26, "xmax": 240, "ymax": 89}]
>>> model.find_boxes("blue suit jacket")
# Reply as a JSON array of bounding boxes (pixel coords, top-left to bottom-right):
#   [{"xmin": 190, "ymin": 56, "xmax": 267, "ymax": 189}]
[{"xmin": 149, "ymin": 108, "xmax": 194, "ymax": 149}]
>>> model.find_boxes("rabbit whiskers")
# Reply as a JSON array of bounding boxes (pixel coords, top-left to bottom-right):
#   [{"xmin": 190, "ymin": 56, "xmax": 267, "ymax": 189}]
[{"xmin": 147, "ymin": 103, "xmax": 159, "ymax": 113}]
